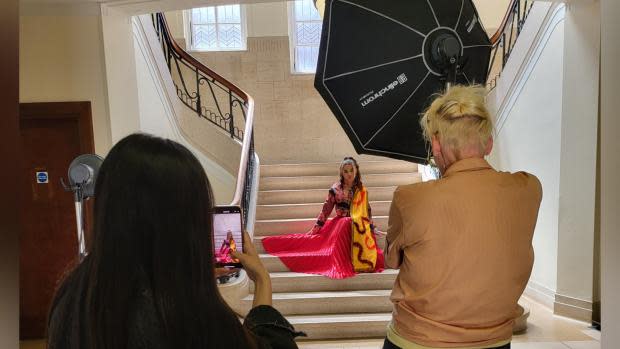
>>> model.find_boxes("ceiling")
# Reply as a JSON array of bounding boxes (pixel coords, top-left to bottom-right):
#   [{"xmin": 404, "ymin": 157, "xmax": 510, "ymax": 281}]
[
  {"xmin": 18, "ymin": 0, "xmax": 542, "ymax": 27},
  {"xmin": 19, "ymin": 0, "xmax": 280, "ymax": 16}
]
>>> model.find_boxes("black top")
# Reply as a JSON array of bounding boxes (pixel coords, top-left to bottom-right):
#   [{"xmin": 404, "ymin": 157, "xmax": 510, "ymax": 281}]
[
  {"xmin": 48, "ymin": 269, "xmax": 303, "ymax": 349},
  {"xmin": 244, "ymin": 305, "xmax": 305, "ymax": 349}
]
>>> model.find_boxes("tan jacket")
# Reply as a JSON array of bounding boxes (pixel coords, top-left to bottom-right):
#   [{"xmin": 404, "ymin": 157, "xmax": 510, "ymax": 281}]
[{"xmin": 386, "ymin": 158, "xmax": 542, "ymax": 348}]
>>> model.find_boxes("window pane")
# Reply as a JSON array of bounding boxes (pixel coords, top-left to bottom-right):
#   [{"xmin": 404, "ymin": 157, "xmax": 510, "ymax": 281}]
[
  {"xmin": 193, "ymin": 24, "xmax": 217, "ymax": 50},
  {"xmin": 294, "ymin": 0, "xmax": 304, "ymax": 21},
  {"xmin": 295, "ymin": 46, "xmax": 319, "ymax": 73},
  {"xmin": 189, "ymin": 4, "xmax": 245, "ymax": 51},
  {"xmin": 294, "ymin": 0, "xmax": 321, "ymax": 21},
  {"xmin": 191, "ymin": 8, "xmax": 202, "ymax": 24},
  {"xmin": 217, "ymin": 5, "xmax": 241, "ymax": 23},
  {"xmin": 218, "ymin": 24, "xmax": 243, "ymax": 49},
  {"xmin": 296, "ymin": 22, "xmax": 321, "ymax": 45},
  {"xmin": 192, "ymin": 7, "xmax": 215, "ymax": 24}
]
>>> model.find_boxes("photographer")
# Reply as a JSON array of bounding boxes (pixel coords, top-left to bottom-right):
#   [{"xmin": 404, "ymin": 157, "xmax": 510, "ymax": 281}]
[
  {"xmin": 385, "ymin": 86, "xmax": 542, "ymax": 349},
  {"xmin": 47, "ymin": 134, "xmax": 301, "ymax": 349}
]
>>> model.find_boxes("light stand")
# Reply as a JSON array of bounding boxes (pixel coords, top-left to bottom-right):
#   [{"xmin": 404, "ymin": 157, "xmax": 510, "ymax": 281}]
[{"xmin": 62, "ymin": 155, "xmax": 103, "ymax": 262}]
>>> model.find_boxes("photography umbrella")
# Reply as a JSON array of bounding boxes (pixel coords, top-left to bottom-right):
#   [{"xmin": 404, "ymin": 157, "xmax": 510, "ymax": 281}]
[{"xmin": 314, "ymin": 0, "xmax": 491, "ymax": 163}]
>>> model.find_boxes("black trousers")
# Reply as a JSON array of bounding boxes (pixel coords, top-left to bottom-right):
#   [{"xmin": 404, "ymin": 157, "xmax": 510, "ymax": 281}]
[{"xmin": 382, "ymin": 338, "xmax": 511, "ymax": 349}]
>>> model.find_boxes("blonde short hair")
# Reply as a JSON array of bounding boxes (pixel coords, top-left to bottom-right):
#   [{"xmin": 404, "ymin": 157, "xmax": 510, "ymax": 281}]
[{"xmin": 420, "ymin": 85, "xmax": 493, "ymax": 153}]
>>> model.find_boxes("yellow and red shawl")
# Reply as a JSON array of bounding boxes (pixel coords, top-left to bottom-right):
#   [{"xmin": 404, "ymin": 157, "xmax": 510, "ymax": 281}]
[{"xmin": 350, "ymin": 186, "xmax": 378, "ymax": 272}]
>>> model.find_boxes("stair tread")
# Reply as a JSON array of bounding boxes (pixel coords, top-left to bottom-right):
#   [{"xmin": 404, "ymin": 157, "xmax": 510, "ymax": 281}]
[
  {"xmin": 262, "ymin": 173, "xmax": 416, "ymax": 179},
  {"xmin": 258, "ymin": 200, "xmax": 391, "ymax": 208},
  {"xmin": 259, "ymin": 253, "xmax": 386, "ymax": 263},
  {"xmin": 262, "ymin": 160, "xmax": 411, "ymax": 167},
  {"xmin": 267, "ymin": 270, "xmax": 398, "ymax": 279},
  {"xmin": 285, "ymin": 312, "xmax": 392, "ymax": 324},
  {"xmin": 260, "ymin": 174, "xmax": 420, "ymax": 191},
  {"xmin": 259, "ymin": 186, "xmax": 396, "ymax": 194},
  {"xmin": 243, "ymin": 289, "xmax": 391, "ymax": 301},
  {"xmin": 259, "ymin": 253, "xmax": 279, "ymax": 258},
  {"xmin": 256, "ymin": 215, "xmax": 387, "ymax": 223}
]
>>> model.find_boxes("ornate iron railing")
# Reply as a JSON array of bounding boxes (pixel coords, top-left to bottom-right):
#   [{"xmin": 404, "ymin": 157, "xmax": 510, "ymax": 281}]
[
  {"xmin": 151, "ymin": 13, "xmax": 257, "ymax": 228},
  {"xmin": 152, "ymin": 13, "xmax": 247, "ymax": 141},
  {"xmin": 486, "ymin": 0, "xmax": 534, "ymax": 89}
]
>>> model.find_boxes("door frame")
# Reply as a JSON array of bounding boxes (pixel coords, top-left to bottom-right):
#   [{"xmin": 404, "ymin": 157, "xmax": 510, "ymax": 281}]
[{"xmin": 20, "ymin": 101, "xmax": 95, "ymax": 154}]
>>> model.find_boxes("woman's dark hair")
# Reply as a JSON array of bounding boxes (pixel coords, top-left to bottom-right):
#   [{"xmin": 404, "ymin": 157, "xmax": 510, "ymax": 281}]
[
  {"xmin": 339, "ymin": 156, "xmax": 363, "ymax": 191},
  {"xmin": 47, "ymin": 133, "xmax": 257, "ymax": 349}
]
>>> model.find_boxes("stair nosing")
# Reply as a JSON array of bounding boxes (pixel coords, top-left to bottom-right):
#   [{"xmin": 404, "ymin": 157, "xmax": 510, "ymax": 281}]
[
  {"xmin": 261, "ymin": 160, "xmax": 416, "ymax": 167},
  {"xmin": 255, "ymin": 215, "xmax": 388, "ymax": 223},
  {"xmin": 261, "ymin": 173, "xmax": 419, "ymax": 180},
  {"xmin": 258, "ymin": 200, "xmax": 392, "ymax": 208},
  {"xmin": 263, "ymin": 270, "xmax": 398, "ymax": 278},
  {"xmin": 242, "ymin": 289, "xmax": 392, "ymax": 301},
  {"xmin": 259, "ymin": 186, "xmax": 398, "ymax": 194},
  {"xmin": 284, "ymin": 312, "xmax": 393, "ymax": 323}
]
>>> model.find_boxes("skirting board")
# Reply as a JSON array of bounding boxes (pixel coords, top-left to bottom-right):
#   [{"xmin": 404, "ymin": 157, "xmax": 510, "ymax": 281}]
[
  {"xmin": 554, "ymin": 293, "xmax": 593, "ymax": 323},
  {"xmin": 524, "ymin": 280, "xmax": 556, "ymax": 309},
  {"xmin": 524, "ymin": 281, "xmax": 593, "ymax": 322}
]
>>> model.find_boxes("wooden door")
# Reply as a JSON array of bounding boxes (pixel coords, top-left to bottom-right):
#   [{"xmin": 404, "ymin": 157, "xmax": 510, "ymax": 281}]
[{"xmin": 19, "ymin": 102, "xmax": 94, "ymax": 339}]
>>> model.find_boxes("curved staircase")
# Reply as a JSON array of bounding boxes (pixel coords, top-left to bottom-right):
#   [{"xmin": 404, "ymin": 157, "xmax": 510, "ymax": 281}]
[{"xmin": 243, "ymin": 160, "xmax": 420, "ymax": 339}]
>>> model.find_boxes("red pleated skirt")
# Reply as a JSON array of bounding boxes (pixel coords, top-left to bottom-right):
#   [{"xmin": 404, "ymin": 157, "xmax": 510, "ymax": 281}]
[{"xmin": 262, "ymin": 216, "xmax": 385, "ymax": 279}]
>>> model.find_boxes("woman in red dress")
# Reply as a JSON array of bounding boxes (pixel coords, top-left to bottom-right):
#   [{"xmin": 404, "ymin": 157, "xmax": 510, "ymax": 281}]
[
  {"xmin": 217, "ymin": 231, "xmax": 238, "ymax": 264},
  {"xmin": 262, "ymin": 157, "xmax": 384, "ymax": 279}
]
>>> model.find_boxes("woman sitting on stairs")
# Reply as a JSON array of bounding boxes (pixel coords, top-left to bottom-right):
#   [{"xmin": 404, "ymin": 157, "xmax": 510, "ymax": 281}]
[{"xmin": 262, "ymin": 157, "xmax": 385, "ymax": 279}]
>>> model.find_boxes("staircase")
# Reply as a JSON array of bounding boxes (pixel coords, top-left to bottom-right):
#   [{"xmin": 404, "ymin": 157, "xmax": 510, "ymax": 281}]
[{"xmin": 241, "ymin": 160, "xmax": 421, "ymax": 339}]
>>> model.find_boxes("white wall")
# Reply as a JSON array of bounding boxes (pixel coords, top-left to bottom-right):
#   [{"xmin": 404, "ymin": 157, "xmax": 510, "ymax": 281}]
[
  {"xmin": 488, "ymin": 13, "xmax": 566, "ymax": 304},
  {"xmin": 555, "ymin": 1, "xmax": 599, "ymax": 315},
  {"xmin": 101, "ymin": 5, "xmax": 142, "ymax": 144},
  {"xmin": 600, "ymin": 0, "xmax": 620, "ymax": 345},
  {"xmin": 20, "ymin": 10, "xmax": 113, "ymax": 155},
  {"xmin": 246, "ymin": 2, "xmax": 288, "ymax": 37},
  {"xmin": 489, "ymin": 2, "xmax": 603, "ymax": 322},
  {"xmin": 165, "ymin": 10, "xmax": 185, "ymax": 39},
  {"xmin": 20, "ymin": 5, "xmax": 237, "ymax": 203},
  {"xmin": 474, "ymin": 0, "xmax": 512, "ymax": 33},
  {"xmin": 133, "ymin": 38, "xmax": 176, "ymax": 140},
  {"xmin": 132, "ymin": 15, "xmax": 236, "ymax": 204}
]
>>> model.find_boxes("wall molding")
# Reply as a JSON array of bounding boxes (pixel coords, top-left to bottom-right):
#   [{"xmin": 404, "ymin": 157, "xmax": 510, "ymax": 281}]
[
  {"xmin": 524, "ymin": 281, "xmax": 593, "ymax": 322},
  {"xmin": 554, "ymin": 293, "xmax": 593, "ymax": 322},
  {"xmin": 524, "ymin": 280, "xmax": 556, "ymax": 310},
  {"xmin": 490, "ymin": 3, "xmax": 566, "ymax": 138}
]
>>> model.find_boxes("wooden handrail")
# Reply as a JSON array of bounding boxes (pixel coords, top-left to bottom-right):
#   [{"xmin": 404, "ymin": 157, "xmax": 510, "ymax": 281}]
[
  {"xmin": 489, "ymin": 0, "xmax": 519, "ymax": 44},
  {"xmin": 486, "ymin": 0, "xmax": 533, "ymax": 89}
]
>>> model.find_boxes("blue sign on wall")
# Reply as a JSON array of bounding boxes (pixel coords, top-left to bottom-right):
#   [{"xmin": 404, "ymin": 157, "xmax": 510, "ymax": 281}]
[{"xmin": 36, "ymin": 171, "xmax": 49, "ymax": 184}]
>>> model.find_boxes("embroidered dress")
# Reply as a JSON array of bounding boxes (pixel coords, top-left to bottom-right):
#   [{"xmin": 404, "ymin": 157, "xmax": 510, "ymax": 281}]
[{"xmin": 262, "ymin": 182, "xmax": 384, "ymax": 279}]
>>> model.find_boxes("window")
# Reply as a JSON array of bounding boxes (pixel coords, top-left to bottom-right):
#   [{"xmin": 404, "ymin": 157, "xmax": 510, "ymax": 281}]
[
  {"xmin": 289, "ymin": 0, "xmax": 323, "ymax": 73},
  {"xmin": 186, "ymin": 5, "xmax": 246, "ymax": 51}
]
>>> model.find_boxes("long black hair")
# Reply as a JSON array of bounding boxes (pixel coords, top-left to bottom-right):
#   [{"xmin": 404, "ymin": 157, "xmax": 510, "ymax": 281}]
[{"xmin": 47, "ymin": 134, "xmax": 257, "ymax": 349}]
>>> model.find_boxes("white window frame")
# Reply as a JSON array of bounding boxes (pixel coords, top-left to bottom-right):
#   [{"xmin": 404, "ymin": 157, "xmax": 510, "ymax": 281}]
[
  {"xmin": 288, "ymin": 0, "xmax": 323, "ymax": 74},
  {"xmin": 184, "ymin": 5, "xmax": 248, "ymax": 52}
]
